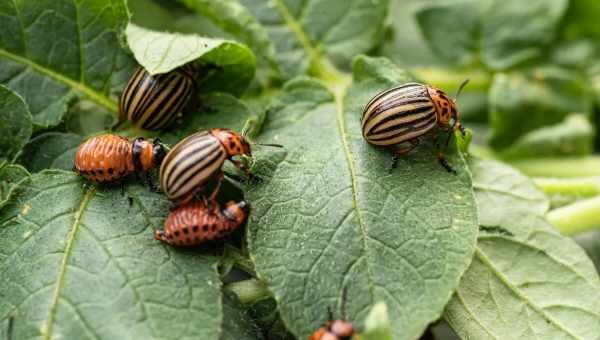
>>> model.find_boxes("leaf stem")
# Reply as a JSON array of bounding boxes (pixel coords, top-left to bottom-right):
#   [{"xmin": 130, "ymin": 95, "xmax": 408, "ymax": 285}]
[
  {"xmin": 225, "ymin": 279, "xmax": 271, "ymax": 305},
  {"xmin": 533, "ymin": 177, "xmax": 600, "ymax": 198},
  {"xmin": 509, "ymin": 157, "xmax": 600, "ymax": 178},
  {"xmin": 548, "ymin": 196, "xmax": 600, "ymax": 235}
]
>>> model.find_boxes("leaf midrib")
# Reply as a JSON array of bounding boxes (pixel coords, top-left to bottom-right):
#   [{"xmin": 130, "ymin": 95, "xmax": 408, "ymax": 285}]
[
  {"xmin": 474, "ymin": 246, "xmax": 582, "ymax": 340},
  {"xmin": 271, "ymin": 0, "xmax": 377, "ymax": 303},
  {"xmin": 44, "ymin": 187, "xmax": 96, "ymax": 340},
  {"xmin": 0, "ymin": 49, "xmax": 118, "ymax": 113}
]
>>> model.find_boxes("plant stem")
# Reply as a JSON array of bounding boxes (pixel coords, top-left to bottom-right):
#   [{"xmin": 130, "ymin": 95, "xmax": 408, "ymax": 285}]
[
  {"xmin": 225, "ymin": 279, "xmax": 271, "ymax": 305},
  {"xmin": 509, "ymin": 157, "xmax": 600, "ymax": 178},
  {"xmin": 533, "ymin": 177, "xmax": 600, "ymax": 198},
  {"xmin": 547, "ymin": 196, "xmax": 600, "ymax": 235}
]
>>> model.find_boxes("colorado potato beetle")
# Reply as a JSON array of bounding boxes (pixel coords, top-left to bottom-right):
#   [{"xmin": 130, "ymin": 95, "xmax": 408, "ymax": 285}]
[
  {"xmin": 154, "ymin": 199, "xmax": 249, "ymax": 246},
  {"xmin": 361, "ymin": 80, "xmax": 468, "ymax": 172},
  {"xmin": 118, "ymin": 64, "xmax": 195, "ymax": 130},
  {"xmin": 74, "ymin": 134, "xmax": 166, "ymax": 186},
  {"xmin": 159, "ymin": 128, "xmax": 282, "ymax": 204},
  {"xmin": 310, "ymin": 288, "xmax": 357, "ymax": 340}
]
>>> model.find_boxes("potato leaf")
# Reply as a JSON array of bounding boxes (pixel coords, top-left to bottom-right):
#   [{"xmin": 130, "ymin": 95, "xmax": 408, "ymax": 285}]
[
  {"xmin": 0, "ymin": 85, "xmax": 31, "ymax": 161},
  {"xmin": 417, "ymin": 0, "xmax": 568, "ymax": 70},
  {"xmin": 444, "ymin": 159, "xmax": 600, "ymax": 339},
  {"xmin": 220, "ymin": 291, "xmax": 264, "ymax": 340},
  {"xmin": 489, "ymin": 67, "xmax": 593, "ymax": 151},
  {"xmin": 0, "ymin": 162, "xmax": 30, "ymax": 210},
  {"xmin": 0, "ymin": 0, "xmax": 133, "ymax": 128},
  {"xmin": 218, "ymin": 0, "xmax": 390, "ymax": 79},
  {"xmin": 125, "ymin": 23, "xmax": 256, "ymax": 96},
  {"xmin": 246, "ymin": 56, "xmax": 478, "ymax": 340},
  {"xmin": 17, "ymin": 132, "xmax": 84, "ymax": 173},
  {"xmin": 499, "ymin": 113, "xmax": 594, "ymax": 159},
  {"xmin": 0, "ymin": 170, "xmax": 224, "ymax": 340}
]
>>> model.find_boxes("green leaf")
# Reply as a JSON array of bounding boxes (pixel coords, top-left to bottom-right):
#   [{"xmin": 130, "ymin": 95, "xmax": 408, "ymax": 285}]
[
  {"xmin": 444, "ymin": 159, "xmax": 600, "ymax": 340},
  {"xmin": 65, "ymin": 101, "xmax": 115, "ymax": 136},
  {"xmin": 125, "ymin": 23, "xmax": 256, "ymax": 96},
  {"xmin": 417, "ymin": 0, "xmax": 568, "ymax": 70},
  {"xmin": 362, "ymin": 302, "xmax": 393, "ymax": 340},
  {"xmin": 0, "ymin": 162, "xmax": 30, "ymax": 210},
  {"xmin": 247, "ymin": 298, "xmax": 295, "ymax": 340},
  {"xmin": 17, "ymin": 133, "xmax": 84, "ymax": 173},
  {"xmin": 0, "ymin": 0, "xmax": 132, "ymax": 128},
  {"xmin": 233, "ymin": 0, "xmax": 390, "ymax": 78},
  {"xmin": 499, "ymin": 113, "xmax": 594, "ymax": 159},
  {"xmin": 246, "ymin": 56, "xmax": 478, "ymax": 339},
  {"xmin": 489, "ymin": 67, "xmax": 593, "ymax": 150},
  {"xmin": 0, "ymin": 170, "xmax": 224, "ymax": 339},
  {"xmin": 0, "ymin": 85, "xmax": 32, "ymax": 162},
  {"xmin": 379, "ymin": 0, "xmax": 440, "ymax": 67},
  {"xmin": 561, "ymin": 0, "xmax": 600, "ymax": 39},
  {"xmin": 176, "ymin": 0, "xmax": 281, "ymax": 86},
  {"xmin": 415, "ymin": 1, "xmax": 482, "ymax": 67},
  {"xmin": 220, "ymin": 291, "xmax": 264, "ymax": 340}
]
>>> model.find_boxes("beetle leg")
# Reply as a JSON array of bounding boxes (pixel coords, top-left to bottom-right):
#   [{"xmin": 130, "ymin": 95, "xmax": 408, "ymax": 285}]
[
  {"xmin": 208, "ymin": 173, "xmax": 224, "ymax": 202},
  {"xmin": 437, "ymin": 152, "xmax": 456, "ymax": 174},
  {"xmin": 389, "ymin": 139, "xmax": 420, "ymax": 172},
  {"xmin": 230, "ymin": 159, "xmax": 263, "ymax": 183},
  {"xmin": 143, "ymin": 172, "xmax": 159, "ymax": 192}
]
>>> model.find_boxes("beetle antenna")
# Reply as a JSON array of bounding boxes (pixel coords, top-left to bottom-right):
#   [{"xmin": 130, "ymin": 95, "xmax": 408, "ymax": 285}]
[
  {"xmin": 341, "ymin": 285, "xmax": 348, "ymax": 320},
  {"xmin": 255, "ymin": 143, "xmax": 284, "ymax": 148},
  {"xmin": 7, "ymin": 315, "xmax": 14, "ymax": 340},
  {"xmin": 454, "ymin": 78, "xmax": 470, "ymax": 101},
  {"xmin": 327, "ymin": 306, "xmax": 334, "ymax": 321}
]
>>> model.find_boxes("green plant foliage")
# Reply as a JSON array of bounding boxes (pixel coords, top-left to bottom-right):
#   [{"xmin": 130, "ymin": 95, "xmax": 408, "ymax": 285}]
[
  {"xmin": 3, "ymin": 1, "xmax": 600, "ymax": 339},
  {"xmin": 0, "ymin": 85, "xmax": 31, "ymax": 161},
  {"xmin": 417, "ymin": 0, "xmax": 569, "ymax": 70},
  {"xmin": 0, "ymin": 170, "xmax": 223, "ymax": 340},
  {"xmin": 500, "ymin": 113, "xmax": 595, "ymax": 159},
  {"xmin": 17, "ymin": 133, "xmax": 84, "ymax": 173},
  {"xmin": 245, "ymin": 56, "xmax": 478, "ymax": 340},
  {"xmin": 125, "ymin": 24, "xmax": 256, "ymax": 96},
  {"xmin": 220, "ymin": 291, "xmax": 264, "ymax": 340},
  {"xmin": 234, "ymin": 0, "xmax": 390, "ymax": 79},
  {"xmin": 444, "ymin": 159, "xmax": 600, "ymax": 339},
  {"xmin": 0, "ymin": 0, "xmax": 132, "ymax": 128},
  {"xmin": 0, "ymin": 161, "xmax": 30, "ymax": 209},
  {"xmin": 489, "ymin": 67, "xmax": 594, "ymax": 150},
  {"xmin": 362, "ymin": 302, "xmax": 393, "ymax": 340}
]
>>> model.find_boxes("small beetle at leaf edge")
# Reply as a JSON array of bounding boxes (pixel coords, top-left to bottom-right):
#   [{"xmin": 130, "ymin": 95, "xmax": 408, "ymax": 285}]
[
  {"xmin": 361, "ymin": 81, "xmax": 468, "ymax": 173},
  {"xmin": 74, "ymin": 134, "xmax": 167, "ymax": 189},
  {"xmin": 309, "ymin": 287, "xmax": 358, "ymax": 340},
  {"xmin": 159, "ymin": 128, "xmax": 282, "ymax": 205},
  {"xmin": 154, "ymin": 199, "xmax": 250, "ymax": 246}
]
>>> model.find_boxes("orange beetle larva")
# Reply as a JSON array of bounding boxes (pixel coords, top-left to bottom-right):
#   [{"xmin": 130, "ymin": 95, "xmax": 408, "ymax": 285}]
[
  {"xmin": 154, "ymin": 199, "xmax": 250, "ymax": 246},
  {"xmin": 74, "ymin": 134, "xmax": 166, "ymax": 185}
]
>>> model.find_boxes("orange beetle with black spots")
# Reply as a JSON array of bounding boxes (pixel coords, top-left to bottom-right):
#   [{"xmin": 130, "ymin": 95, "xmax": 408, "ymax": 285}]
[
  {"xmin": 74, "ymin": 134, "xmax": 166, "ymax": 187},
  {"xmin": 154, "ymin": 199, "xmax": 249, "ymax": 246},
  {"xmin": 159, "ymin": 128, "xmax": 281, "ymax": 205},
  {"xmin": 361, "ymin": 81, "xmax": 468, "ymax": 173}
]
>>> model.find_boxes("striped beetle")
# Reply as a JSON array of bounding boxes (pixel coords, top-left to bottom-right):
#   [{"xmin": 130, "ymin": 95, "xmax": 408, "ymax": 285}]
[
  {"xmin": 159, "ymin": 128, "xmax": 282, "ymax": 204},
  {"xmin": 361, "ymin": 81, "xmax": 468, "ymax": 172},
  {"xmin": 74, "ymin": 134, "xmax": 166, "ymax": 188},
  {"xmin": 118, "ymin": 64, "xmax": 196, "ymax": 130},
  {"xmin": 154, "ymin": 199, "xmax": 249, "ymax": 246}
]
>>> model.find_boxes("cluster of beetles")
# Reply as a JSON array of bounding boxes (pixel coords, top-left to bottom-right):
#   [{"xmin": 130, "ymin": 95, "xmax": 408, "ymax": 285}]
[{"xmin": 73, "ymin": 61, "xmax": 466, "ymax": 340}]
